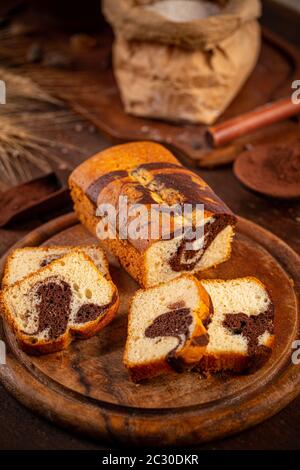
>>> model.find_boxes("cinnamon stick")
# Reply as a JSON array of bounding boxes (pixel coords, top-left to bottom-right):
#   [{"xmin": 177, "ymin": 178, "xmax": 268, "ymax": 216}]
[{"xmin": 207, "ymin": 97, "xmax": 300, "ymax": 148}]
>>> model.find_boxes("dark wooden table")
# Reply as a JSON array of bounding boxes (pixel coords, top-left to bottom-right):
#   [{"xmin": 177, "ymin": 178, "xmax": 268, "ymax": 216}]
[{"xmin": 0, "ymin": 0, "xmax": 300, "ymax": 450}]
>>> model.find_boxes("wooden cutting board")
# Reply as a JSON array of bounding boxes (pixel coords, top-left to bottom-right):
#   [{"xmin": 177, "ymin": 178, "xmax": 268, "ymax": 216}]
[{"xmin": 0, "ymin": 213, "xmax": 299, "ymax": 446}]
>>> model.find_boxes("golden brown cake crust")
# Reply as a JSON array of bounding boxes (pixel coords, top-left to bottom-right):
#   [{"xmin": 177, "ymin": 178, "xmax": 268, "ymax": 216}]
[
  {"xmin": 0, "ymin": 251, "xmax": 120, "ymax": 355},
  {"xmin": 69, "ymin": 141, "xmax": 234, "ymax": 222},
  {"xmin": 128, "ymin": 360, "xmax": 172, "ymax": 383},
  {"xmin": 69, "ymin": 142, "xmax": 236, "ymax": 288},
  {"xmin": 12, "ymin": 301, "xmax": 119, "ymax": 355}
]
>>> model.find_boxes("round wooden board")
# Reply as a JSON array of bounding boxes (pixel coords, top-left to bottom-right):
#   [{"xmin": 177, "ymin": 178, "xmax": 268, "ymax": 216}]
[{"xmin": 0, "ymin": 213, "xmax": 299, "ymax": 446}]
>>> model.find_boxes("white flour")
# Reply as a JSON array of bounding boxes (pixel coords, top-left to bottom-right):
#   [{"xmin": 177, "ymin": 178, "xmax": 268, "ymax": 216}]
[{"xmin": 145, "ymin": 0, "xmax": 221, "ymax": 22}]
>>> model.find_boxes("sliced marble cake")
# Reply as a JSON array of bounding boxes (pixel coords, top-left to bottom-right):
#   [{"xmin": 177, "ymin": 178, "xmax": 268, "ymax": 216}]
[
  {"xmin": 124, "ymin": 275, "xmax": 275, "ymax": 381},
  {"xmin": 124, "ymin": 275, "xmax": 212, "ymax": 382},
  {"xmin": 2, "ymin": 245, "xmax": 110, "ymax": 287},
  {"xmin": 199, "ymin": 277, "xmax": 275, "ymax": 373},
  {"xmin": 1, "ymin": 251, "xmax": 119, "ymax": 354}
]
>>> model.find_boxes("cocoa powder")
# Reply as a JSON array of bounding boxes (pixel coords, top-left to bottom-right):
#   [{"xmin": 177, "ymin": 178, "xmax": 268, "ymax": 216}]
[
  {"xmin": 264, "ymin": 144, "xmax": 300, "ymax": 184},
  {"xmin": 234, "ymin": 141, "xmax": 300, "ymax": 199}
]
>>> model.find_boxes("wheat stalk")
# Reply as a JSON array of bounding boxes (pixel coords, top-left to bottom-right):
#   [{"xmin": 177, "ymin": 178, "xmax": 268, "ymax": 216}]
[
  {"xmin": 0, "ymin": 116, "xmax": 88, "ymax": 184},
  {"xmin": 0, "ymin": 67, "xmax": 63, "ymax": 106},
  {"xmin": 0, "ymin": 118, "xmax": 50, "ymax": 183},
  {"xmin": 0, "ymin": 66, "xmax": 89, "ymax": 184}
]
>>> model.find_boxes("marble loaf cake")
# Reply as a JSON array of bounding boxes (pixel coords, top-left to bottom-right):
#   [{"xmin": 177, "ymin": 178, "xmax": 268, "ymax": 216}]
[
  {"xmin": 124, "ymin": 275, "xmax": 212, "ymax": 382},
  {"xmin": 69, "ymin": 142, "xmax": 236, "ymax": 288},
  {"xmin": 124, "ymin": 276, "xmax": 274, "ymax": 382},
  {"xmin": 200, "ymin": 277, "xmax": 275, "ymax": 373},
  {"xmin": 1, "ymin": 251, "xmax": 119, "ymax": 354}
]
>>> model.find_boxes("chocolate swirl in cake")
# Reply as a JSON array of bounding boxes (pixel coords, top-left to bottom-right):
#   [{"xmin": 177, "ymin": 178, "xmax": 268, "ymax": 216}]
[
  {"xmin": 86, "ymin": 170, "xmax": 128, "ymax": 205},
  {"xmin": 84, "ymin": 162, "xmax": 235, "ymax": 272},
  {"xmin": 85, "ymin": 163, "xmax": 233, "ymax": 215},
  {"xmin": 85, "ymin": 164, "xmax": 181, "ymax": 206},
  {"xmin": 145, "ymin": 306, "xmax": 193, "ymax": 356},
  {"xmin": 26, "ymin": 277, "xmax": 113, "ymax": 340},
  {"xmin": 135, "ymin": 162, "xmax": 182, "ymax": 172},
  {"xmin": 170, "ymin": 214, "xmax": 235, "ymax": 272},
  {"xmin": 191, "ymin": 334, "xmax": 209, "ymax": 346},
  {"xmin": 74, "ymin": 293, "xmax": 117, "ymax": 324},
  {"xmin": 223, "ymin": 305, "xmax": 274, "ymax": 356},
  {"xmin": 31, "ymin": 278, "xmax": 72, "ymax": 339},
  {"xmin": 145, "ymin": 305, "xmax": 210, "ymax": 373}
]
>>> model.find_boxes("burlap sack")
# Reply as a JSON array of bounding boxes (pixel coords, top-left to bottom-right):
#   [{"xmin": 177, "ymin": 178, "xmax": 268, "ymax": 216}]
[{"xmin": 103, "ymin": 0, "xmax": 261, "ymax": 125}]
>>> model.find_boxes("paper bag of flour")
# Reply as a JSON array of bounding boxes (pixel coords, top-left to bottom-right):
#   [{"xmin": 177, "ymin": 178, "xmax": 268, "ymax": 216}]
[{"xmin": 103, "ymin": 0, "xmax": 261, "ymax": 124}]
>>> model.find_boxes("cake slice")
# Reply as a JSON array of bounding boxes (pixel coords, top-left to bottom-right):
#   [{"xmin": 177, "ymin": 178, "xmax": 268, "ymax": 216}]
[
  {"xmin": 124, "ymin": 275, "xmax": 212, "ymax": 382},
  {"xmin": 1, "ymin": 251, "xmax": 119, "ymax": 354},
  {"xmin": 199, "ymin": 277, "xmax": 275, "ymax": 373},
  {"xmin": 2, "ymin": 245, "xmax": 110, "ymax": 288}
]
